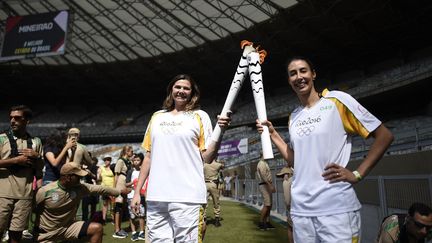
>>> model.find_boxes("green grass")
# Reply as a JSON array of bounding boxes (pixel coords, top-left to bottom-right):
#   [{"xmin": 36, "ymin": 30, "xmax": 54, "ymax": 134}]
[
  {"xmin": 203, "ymin": 200, "xmax": 288, "ymax": 243},
  {"xmin": 98, "ymin": 200, "xmax": 288, "ymax": 243}
]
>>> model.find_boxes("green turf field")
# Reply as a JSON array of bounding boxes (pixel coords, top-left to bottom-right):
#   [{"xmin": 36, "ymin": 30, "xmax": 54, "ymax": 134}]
[
  {"xmin": 22, "ymin": 200, "xmax": 288, "ymax": 242},
  {"xmin": 98, "ymin": 200, "xmax": 288, "ymax": 243}
]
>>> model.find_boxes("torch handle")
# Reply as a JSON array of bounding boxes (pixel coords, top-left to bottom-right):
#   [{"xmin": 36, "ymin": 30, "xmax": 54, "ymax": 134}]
[
  {"xmin": 248, "ymin": 51, "xmax": 274, "ymax": 159},
  {"xmin": 211, "ymin": 45, "xmax": 255, "ymax": 142}
]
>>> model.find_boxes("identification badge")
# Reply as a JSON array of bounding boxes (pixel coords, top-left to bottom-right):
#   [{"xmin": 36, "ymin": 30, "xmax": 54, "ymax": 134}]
[{"xmin": 52, "ymin": 192, "xmax": 59, "ymax": 202}]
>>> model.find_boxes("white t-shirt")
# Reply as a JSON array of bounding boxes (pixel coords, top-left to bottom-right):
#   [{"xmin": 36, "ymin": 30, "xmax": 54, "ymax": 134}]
[
  {"xmin": 289, "ymin": 89, "xmax": 381, "ymax": 217},
  {"xmin": 142, "ymin": 110, "xmax": 212, "ymax": 203},
  {"xmin": 127, "ymin": 169, "xmax": 141, "ymax": 199},
  {"xmin": 224, "ymin": 176, "xmax": 232, "ymax": 190}
]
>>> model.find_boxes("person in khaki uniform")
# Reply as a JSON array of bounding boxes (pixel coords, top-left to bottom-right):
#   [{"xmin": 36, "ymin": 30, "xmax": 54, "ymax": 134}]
[
  {"xmin": 256, "ymin": 154, "xmax": 275, "ymax": 230},
  {"xmin": 204, "ymin": 159, "xmax": 225, "ymax": 227},
  {"xmin": 376, "ymin": 202, "xmax": 432, "ymax": 243},
  {"xmin": 113, "ymin": 145, "xmax": 134, "ymax": 238},
  {"xmin": 66, "ymin": 128, "xmax": 93, "ymax": 167},
  {"xmin": 276, "ymin": 166, "xmax": 294, "ymax": 243},
  {"xmin": 34, "ymin": 163, "xmax": 127, "ymax": 243},
  {"xmin": 0, "ymin": 105, "xmax": 44, "ymax": 243}
]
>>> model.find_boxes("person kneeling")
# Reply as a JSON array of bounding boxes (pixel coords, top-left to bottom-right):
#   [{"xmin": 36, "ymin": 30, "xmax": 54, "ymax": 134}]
[{"xmin": 34, "ymin": 163, "xmax": 129, "ymax": 243}]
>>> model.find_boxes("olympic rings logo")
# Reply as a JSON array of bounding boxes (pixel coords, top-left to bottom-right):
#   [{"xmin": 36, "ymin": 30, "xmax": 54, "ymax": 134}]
[{"xmin": 296, "ymin": 126, "xmax": 315, "ymax": 136}]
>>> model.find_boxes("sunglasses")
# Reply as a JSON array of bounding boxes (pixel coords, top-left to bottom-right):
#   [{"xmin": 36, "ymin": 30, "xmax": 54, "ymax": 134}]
[
  {"xmin": 10, "ymin": 115, "xmax": 25, "ymax": 120},
  {"xmin": 411, "ymin": 218, "xmax": 432, "ymax": 231}
]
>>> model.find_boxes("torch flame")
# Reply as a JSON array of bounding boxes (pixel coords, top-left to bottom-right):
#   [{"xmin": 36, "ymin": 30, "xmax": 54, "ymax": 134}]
[
  {"xmin": 240, "ymin": 40, "xmax": 254, "ymax": 49},
  {"xmin": 258, "ymin": 49, "xmax": 267, "ymax": 64},
  {"xmin": 240, "ymin": 40, "xmax": 267, "ymax": 64}
]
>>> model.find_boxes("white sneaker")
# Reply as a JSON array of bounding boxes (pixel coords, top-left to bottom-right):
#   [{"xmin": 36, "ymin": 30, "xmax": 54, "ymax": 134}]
[
  {"xmin": 2, "ymin": 231, "xmax": 9, "ymax": 242},
  {"xmin": 22, "ymin": 229, "xmax": 33, "ymax": 239}
]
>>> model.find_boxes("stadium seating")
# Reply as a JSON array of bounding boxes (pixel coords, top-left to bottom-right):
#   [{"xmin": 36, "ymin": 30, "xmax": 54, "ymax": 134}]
[{"xmin": 0, "ymin": 56, "xmax": 431, "ymax": 157}]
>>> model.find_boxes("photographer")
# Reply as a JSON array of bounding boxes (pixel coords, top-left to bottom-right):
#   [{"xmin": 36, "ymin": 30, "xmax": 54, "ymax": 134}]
[
  {"xmin": 66, "ymin": 127, "xmax": 93, "ymax": 167},
  {"xmin": 42, "ymin": 130, "xmax": 76, "ymax": 186},
  {"xmin": 0, "ymin": 105, "xmax": 44, "ymax": 243}
]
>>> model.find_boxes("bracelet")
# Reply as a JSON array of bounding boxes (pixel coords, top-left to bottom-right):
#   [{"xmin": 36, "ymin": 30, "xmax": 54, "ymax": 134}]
[{"xmin": 352, "ymin": 170, "xmax": 362, "ymax": 181}]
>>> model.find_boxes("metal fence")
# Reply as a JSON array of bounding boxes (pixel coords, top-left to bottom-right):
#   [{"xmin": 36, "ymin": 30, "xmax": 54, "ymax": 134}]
[{"xmin": 231, "ymin": 174, "xmax": 432, "ymax": 241}]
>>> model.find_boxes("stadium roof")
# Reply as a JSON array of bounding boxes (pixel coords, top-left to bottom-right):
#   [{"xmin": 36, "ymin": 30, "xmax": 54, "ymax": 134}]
[
  {"xmin": 1, "ymin": 0, "xmax": 432, "ymax": 106},
  {"xmin": 0, "ymin": 0, "xmax": 297, "ymax": 64}
]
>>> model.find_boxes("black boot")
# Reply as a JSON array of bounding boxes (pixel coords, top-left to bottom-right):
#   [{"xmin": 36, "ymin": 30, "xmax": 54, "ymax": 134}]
[{"xmin": 214, "ymin": 217, "xmax": 221, "ymax": 227}]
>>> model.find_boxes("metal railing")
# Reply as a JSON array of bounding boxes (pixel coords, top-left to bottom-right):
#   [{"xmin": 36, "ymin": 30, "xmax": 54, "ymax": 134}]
[{"xmin": 229, "ymin": 174, "xmax": 432, "ymax": 241}]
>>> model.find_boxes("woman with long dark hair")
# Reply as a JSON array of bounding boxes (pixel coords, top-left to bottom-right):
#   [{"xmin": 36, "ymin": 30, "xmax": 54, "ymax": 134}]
[
  {"xmin": 257, "ymin": 56, "xmax": 394, "ymax": 242},
  {"xmin": 131, "ymin": 74, "xmax": 231, "ymax": 242},
  {"xmin": 42, "ymin": 130, "xmax": 76, "ymax": 185}
]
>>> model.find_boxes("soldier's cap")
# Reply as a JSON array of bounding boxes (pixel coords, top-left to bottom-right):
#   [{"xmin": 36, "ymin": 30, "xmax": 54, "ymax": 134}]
[
  {"xmin": 68, "ymin": 127, "xmax": 80, "ymax": 135},
  {"xmin": 60, "ymin": 163, "xmax": 88, "ymax": 177},
  {"xmin": 103, "ymin": 156, "xmax": 112, "ymax": 161},
  {"xmin": 276, "ymin": 166, "xmax": 293, "ymax": 178}
]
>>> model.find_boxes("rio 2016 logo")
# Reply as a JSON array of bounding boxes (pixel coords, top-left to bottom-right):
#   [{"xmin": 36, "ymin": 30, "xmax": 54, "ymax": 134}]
[{"xmin": 295, "ymin": 116, "xmax": 321, "ymax": 127}]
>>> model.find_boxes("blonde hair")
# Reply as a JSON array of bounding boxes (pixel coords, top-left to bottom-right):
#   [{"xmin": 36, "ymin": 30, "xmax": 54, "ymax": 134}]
[{"xmin": 119, "ymin": 145, "xmax": 133, "ymax": 158}]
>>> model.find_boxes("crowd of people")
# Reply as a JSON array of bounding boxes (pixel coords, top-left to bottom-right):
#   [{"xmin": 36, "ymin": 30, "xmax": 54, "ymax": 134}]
[
  {"xmin": 0, "ymin": 105, "xmax": 149, "ymax": 242},
  {"xmin": 0, "ymin": 55, "xmax": 430, "ymax": 243},
  {"xmin": 0, "ymin": 73, "xmax": 232, "ymax": 243},
  {"xmin": 0, "ymin": 106, "xmax": 143, "ymax": 242}
]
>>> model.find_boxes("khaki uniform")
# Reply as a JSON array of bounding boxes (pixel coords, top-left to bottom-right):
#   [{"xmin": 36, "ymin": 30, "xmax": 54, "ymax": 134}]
[
  {"xmin": 204, "ymin": 161, "xmax": 223, "ymax": 218},
  {"xmin": 35, "ymin": 181, "xmax": 120, "ymax": 242},
  {"xmin": 114, "ymin": 158, "xmax": 129, "ymax": 203},
  {"xmin": 256, "ymin": 159, "xmax": 272, "ymax": 207},
  {"xmin": 0, "ymin": 133, "xmax": 44, "ymax": 232},
  {"xmin": 67, "ymin": 143, "xmax": 93, "ymax": 167},
  {"xmin": 376, "ymin": 214, "xmax": 401, "ymax": 243},
  {"xmin": 277, "ymin": 166, "xmax": 294, "ymax": 227},
  {"xmin": 375, "ymin": 214, "xmax": 432, "ymax": 243}
]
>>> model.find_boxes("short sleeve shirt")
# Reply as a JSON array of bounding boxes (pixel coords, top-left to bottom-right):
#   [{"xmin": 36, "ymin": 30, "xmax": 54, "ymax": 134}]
[
  {"xmin": 35, "ymin": 181, "xmax": 120, "ymax": 232},
  {"xmin": 256, "ymin": 159, "xmax": 272, "ymax": 184},
  {"xmin": 114, "ymin": 158, "xmax": 129, "ymax": 190},
  {"xmin": 67, "ymin": 143, "xmax": 92, "ymax": 166},
  {"xmin": 141, "ymin": 110, "xmax": 213, "ymax": 203},
  {"xmin": 289, "ymin": 89, "xmax": 381, "ymax": 216},
  {"xmin": 0, "ymin": 133, "xmax": 44, "ymax": 199},
  {"xmin": 43, "ymin": 145, "xmax": 64, "ymax": 182},
  {"xmin": 204, "ymin": 162, "xmax": 223, "ymax": 181}
]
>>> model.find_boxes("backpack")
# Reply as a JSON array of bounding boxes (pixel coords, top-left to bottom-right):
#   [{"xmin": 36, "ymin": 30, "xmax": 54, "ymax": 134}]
[
  {"xmin": 218, "ymin": 171, "xmax": 224, "ymax": 184},
  {"xmin": 4, "ymin": 129, "xmax": 33, "ymax": 173},
  {"xmin": 109, "ymin": 163, "xmax": 116, "ymax": 174},
  {"xmin": 5, "ymin": 129, "xmax": 33, "ymax": 157},
  {"xmin": 380, "ymin": 213, "xmax": 408, "ymax": 243},
  {"xmin": 119, "ymin": 157, "xmax": 132, "ymax": 183}
]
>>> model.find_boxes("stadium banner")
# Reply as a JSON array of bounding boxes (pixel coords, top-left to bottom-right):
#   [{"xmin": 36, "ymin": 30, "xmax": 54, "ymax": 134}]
[
  {"xmin": 218, "ymin": 138, "xmax": 248, "ymax": 158},
  {"xmin": 0, "ymin": 10, "xmax": 68, "ymax": 61}
]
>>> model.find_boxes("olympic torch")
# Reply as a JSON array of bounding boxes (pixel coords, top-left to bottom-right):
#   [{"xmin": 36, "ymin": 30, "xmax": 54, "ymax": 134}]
[
  {"xmin": 211, "ymin": 41, "xmax": 255, "ymax": 142},
  {"xmin": 247, "ymin": 49, "xmax": 274, "ymax": 159}
]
